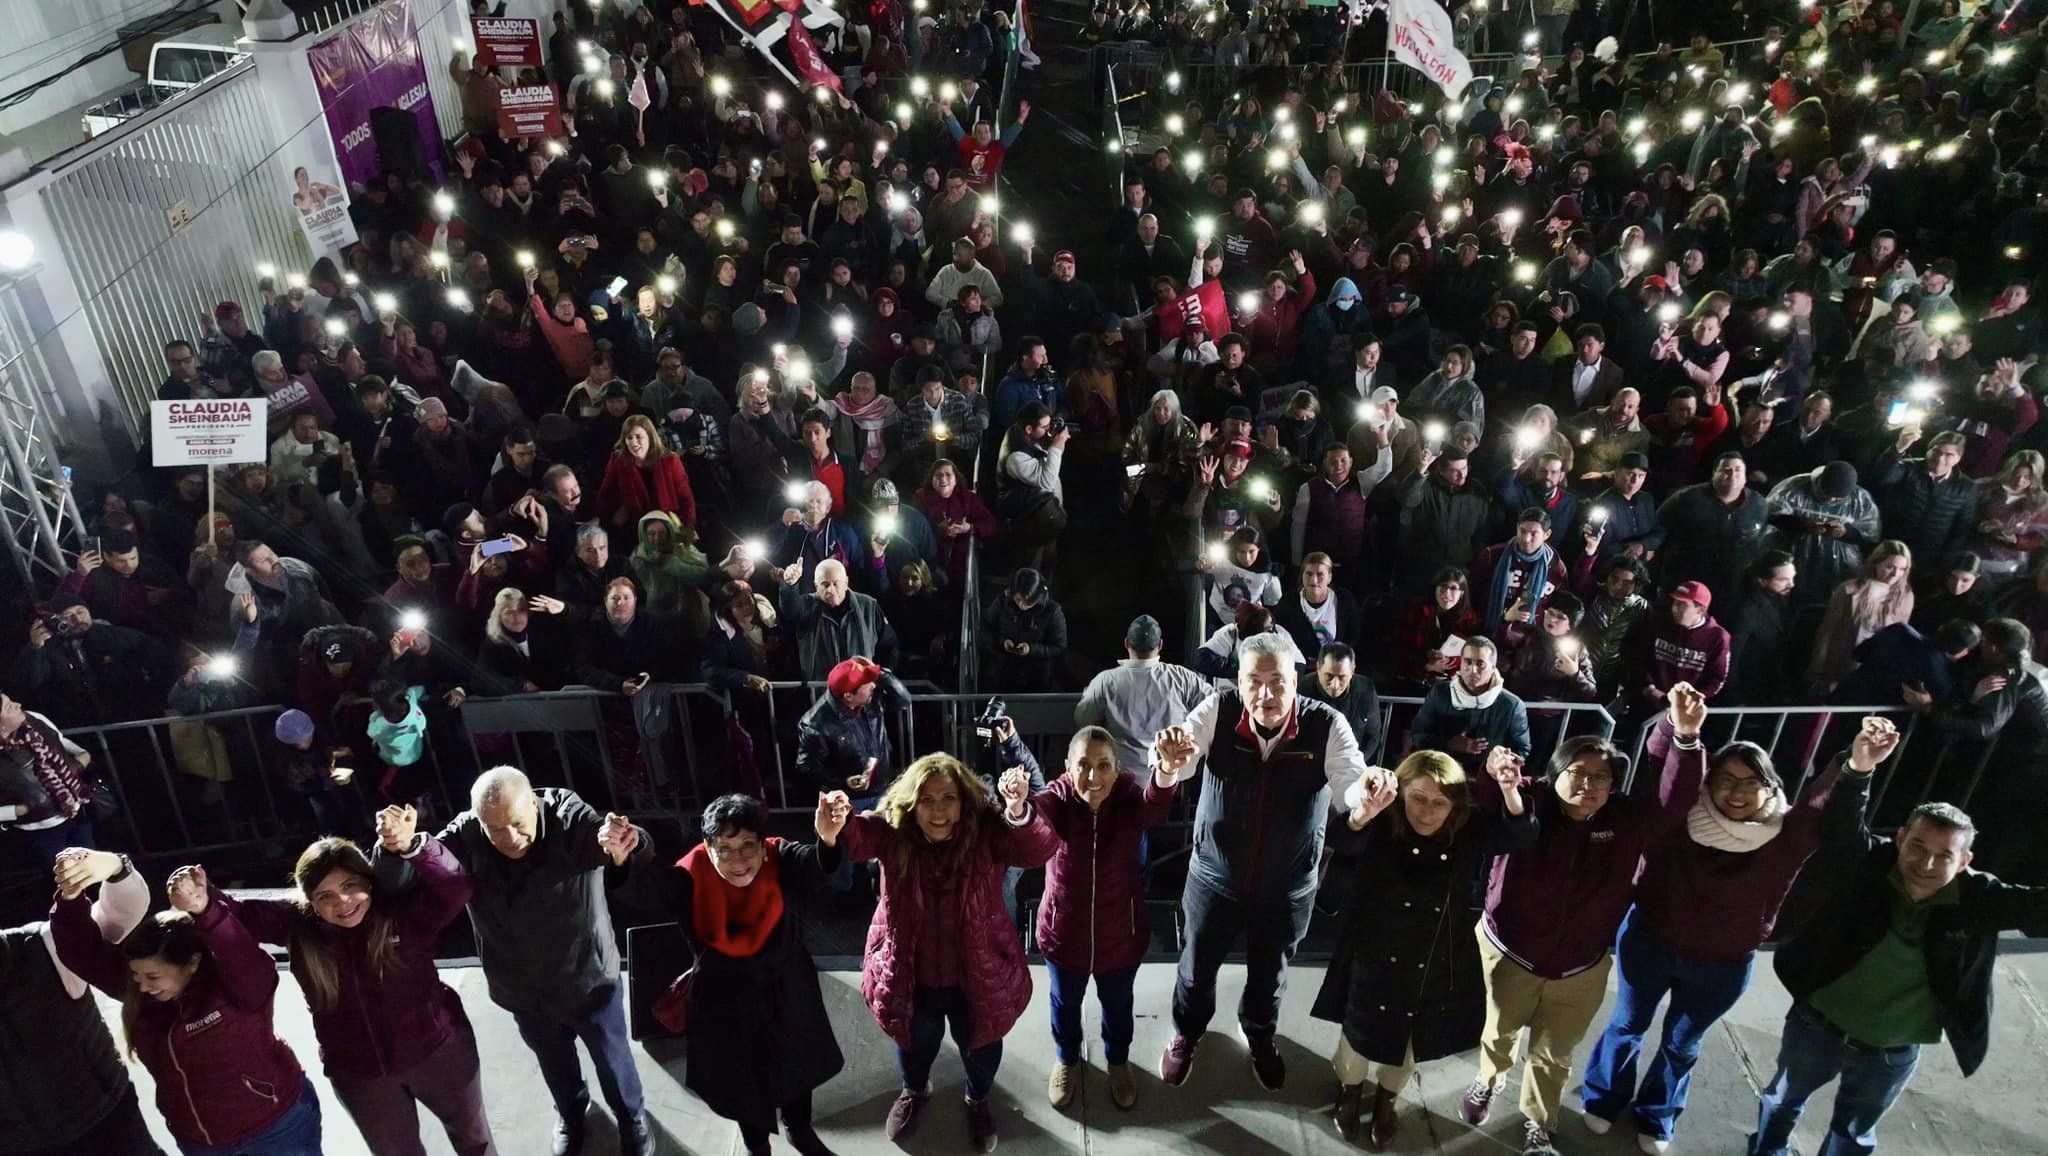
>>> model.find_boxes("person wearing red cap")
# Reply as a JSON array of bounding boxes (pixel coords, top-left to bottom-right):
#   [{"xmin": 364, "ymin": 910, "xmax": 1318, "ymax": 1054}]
[
  {"xmin": 1629, "ymin": 581, "xmax": 1732, "ymax": 717},
  {"xmin": 797, "ymin": 657, "xmax": 901, "ymax": 805},
  {"xmin": 198, "ymin": 300, "xmax": 269, "ymax": 381}
]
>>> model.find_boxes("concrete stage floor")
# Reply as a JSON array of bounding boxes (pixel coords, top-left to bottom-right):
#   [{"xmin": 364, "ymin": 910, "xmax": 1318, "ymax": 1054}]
[{"xmin": 95, "ymin": 951, "xmax": 2048, "ymax": 1154}]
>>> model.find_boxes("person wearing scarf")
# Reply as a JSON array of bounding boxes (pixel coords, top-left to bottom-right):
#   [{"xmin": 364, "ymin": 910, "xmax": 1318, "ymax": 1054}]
[
  {"xmin": 1806, "ymin": 541, "xmax": 1915, "ymax": 696},
  {"xmin": 1580, "ymin": 693, "xmax": 1863, "ymax": 1153},
  {"xmin": 638, "ymin": 794, "xmax": 844, "ymax": 1156},
  {"xmin": 1411, "ymin": 636, "xmax": 1532, "ymax": 776},
  {"xmin": 1471, "ymin": 508, "xmax": 1568, "ymax": 644},
  {"xmin": 831, "ymin": 372, "xmax": 903, "ymax": 478},
  {"xmin": 0, "ymin": 694, "xmax": 94, "ymax": 859}
]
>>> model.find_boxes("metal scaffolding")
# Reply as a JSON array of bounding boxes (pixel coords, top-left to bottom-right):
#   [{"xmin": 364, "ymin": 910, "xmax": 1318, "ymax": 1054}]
[{"xmin": 0, "ymin": 271, "xmax": 83, "ymax": 589}]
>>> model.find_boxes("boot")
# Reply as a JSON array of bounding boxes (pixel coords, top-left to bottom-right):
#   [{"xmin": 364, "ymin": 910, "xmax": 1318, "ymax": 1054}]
[
  {"xmin": 1368, "ymin": 1085, "xmax": 1399, "ymax": 1151},
  {"xmin": 1333, "ymin": 1083, "xmax": 1366, "ymax": 1143}
]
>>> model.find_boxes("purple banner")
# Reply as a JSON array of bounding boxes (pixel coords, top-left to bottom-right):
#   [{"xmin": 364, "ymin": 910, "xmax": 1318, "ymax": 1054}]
[{"xmin": 308, "ymin": 4, "xmax": 445, "ymax": 191}]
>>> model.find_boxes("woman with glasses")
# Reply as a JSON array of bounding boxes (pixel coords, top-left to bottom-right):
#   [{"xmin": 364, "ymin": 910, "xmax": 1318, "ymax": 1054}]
[
  {"xmin": 1578, "ymin": 686, "xmax": 1871, "ymax": 1154},
  {"xmin": 1456, "ymin": 686, "xmax": 1712, "ymax": 1156}
]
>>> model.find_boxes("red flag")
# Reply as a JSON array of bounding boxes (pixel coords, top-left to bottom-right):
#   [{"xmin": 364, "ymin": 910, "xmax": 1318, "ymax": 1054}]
[
  {"xmin": 1157, "ymin": 281, "xmax": 1228, "ymax": 345},
  {"xmin": 783, "ymin": 18, "xmax": 842, "ymax": 93}
]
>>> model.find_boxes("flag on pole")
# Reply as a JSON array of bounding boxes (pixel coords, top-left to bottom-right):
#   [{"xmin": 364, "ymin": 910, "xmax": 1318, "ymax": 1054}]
[{"xmin": 1387, "ymin": 0, "xmax": 1474, "ymax": 99}]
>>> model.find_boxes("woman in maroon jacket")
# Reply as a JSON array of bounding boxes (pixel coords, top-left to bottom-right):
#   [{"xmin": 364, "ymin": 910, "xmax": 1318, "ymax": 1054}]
[
  {"xmin": 593, "ymin": 415, "xmax": 698, "ymax": 531},
  {"xmin": 1457, "ymin": 686, "xmax": 1708, "ymax": 1156},
  {"xmin": 218, "ymin": 806, "xmax": 492, "ymax": 1155},
  {"xmin": 1033, "ymin": 726, "xmax": 1180, "ymax": 1112},
  {"xmin": 913, "ymin": 457, "xmax": 998, "ymax": 586},
  {"xmin": 828, "ymin": 752, "xmax": 1056, "ymax": 1153},
  {"xmin": 51, "ymin": 863, "xmax": 321, "ymax": 1154}
]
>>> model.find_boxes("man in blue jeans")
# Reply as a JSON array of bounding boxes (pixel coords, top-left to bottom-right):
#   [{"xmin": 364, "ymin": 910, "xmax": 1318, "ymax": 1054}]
[
  {"xmin": 384, "ymin": 767, "xmax": 654, "ymax": 1156},
  {"xmin": 1751, "ymin": 722, "xmax": 2048, "ymax": 1156}
]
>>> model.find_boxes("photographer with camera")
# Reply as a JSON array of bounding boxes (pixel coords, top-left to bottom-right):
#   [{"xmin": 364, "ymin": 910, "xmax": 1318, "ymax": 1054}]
[
  {"xmin": 969, "ymin": 696, "xmax": 1047, "ymax": 924},
  {"xmin": 999, "ymin": 403, "xmax": 1070, "ymax": 576},
  {"xmin": 10, "ymin": 595, "xmax": 169, "ymax": 728}
]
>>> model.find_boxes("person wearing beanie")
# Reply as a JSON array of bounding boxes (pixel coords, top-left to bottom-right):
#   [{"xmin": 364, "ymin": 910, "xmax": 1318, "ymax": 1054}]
[
  {"xmin": 1074, "ymin": 615, "xmax": 1211, "ymax": 774},
  {"xmin": 1580, "ymin": 452, "xmax": 1664, "ymax": 564},
  {"xmin": 988, "ymin": 568, "xmax": 1069, "ymax": 693},
  {"xmin": 1761, "ymin": 463, "xmax": 1881, "ymax": 612}
]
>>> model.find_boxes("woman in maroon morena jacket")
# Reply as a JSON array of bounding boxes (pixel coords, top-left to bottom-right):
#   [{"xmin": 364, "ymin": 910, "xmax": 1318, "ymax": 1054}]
[
  {"xmin": 826, "ymin": 752, "xmax": 1056, "ymax": 1153},
  {"xmin": 913, "ymin": 457, "xmax": 998, "ymax": 586},
  {"xmin": 594, "ymin": 414, "xmax": 698, "ymax": 531},
  {"xmin": 51, "ymin": 863, "xmax": 319, "ymax": 1153},
  {"xmin": 1033, "ymin": 726, "xmax": 1180, "ymax": 1112},
  {"xmin": 219, "ymin": 808, "xmax": 494, "ymax": 1156}
]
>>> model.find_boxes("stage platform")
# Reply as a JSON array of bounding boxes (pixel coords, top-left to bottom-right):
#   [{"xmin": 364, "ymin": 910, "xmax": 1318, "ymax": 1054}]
[{"xmin": 93, "ymin": 950, "xmax": 2048, "ymax": 1154}]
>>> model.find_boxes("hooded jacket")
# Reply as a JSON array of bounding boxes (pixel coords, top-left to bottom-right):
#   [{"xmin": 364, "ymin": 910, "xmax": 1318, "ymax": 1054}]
[{"xmin": 628, "ymin": 510, "xmax": 712, "ymax": 633}]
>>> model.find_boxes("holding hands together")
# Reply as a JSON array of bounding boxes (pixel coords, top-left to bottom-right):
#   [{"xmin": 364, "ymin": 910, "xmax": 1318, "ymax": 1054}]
[
  {"xmin": 167, "ymin": 866, "xmax": 210, "ymax": 915},
  {"xmin": 814, "ymin": 791, "xmax": 852, "ymax": 845},
  {"xmin": 1348, "ymin": 767, "xmax": 1398, "ymax": 829},
  {"xmin": 1668, "ymin": 681, "xmax": 1707, "ymax": 739},
  {"xmin": 997, "ymin": 768, "xmax": 1032, "ymax": 818},
  {"xmin": 53, "ymin": 848, "xmax": 122, "ymax": 901},
  {"xmin": 599, "ymin": 813, "xmax": 640, "ymax": 866},
  {"xmin": 376, "ymin": 804, "xmax": 417, "ymax": 854},
  {"xmin": 1847, "ymin": 716, "xmax": 1902, "ymax": 774},
  {"xmin": 1154, "ymin": 725, "xmax": 1198, "ymax": 780}
]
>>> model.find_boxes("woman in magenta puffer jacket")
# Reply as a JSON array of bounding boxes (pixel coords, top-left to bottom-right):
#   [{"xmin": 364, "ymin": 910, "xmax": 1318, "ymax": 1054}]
[
  {"xmin": 1033, "ymin": 725, "xmax": 1180, "ymax": 1112},
  {"xmin": 51, "ymin": 863, "xmax": 320, "ymax": 1154},
  {"xmin": 829, "ymin": 751, "xmax": 1055, "ymax": 1154},
  {"xmin": 221, "ymin": 805, "xmax": 493, "ymax": 1156}
]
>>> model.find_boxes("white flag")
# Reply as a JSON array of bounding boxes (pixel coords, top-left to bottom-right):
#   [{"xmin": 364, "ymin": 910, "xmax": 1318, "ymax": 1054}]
[{"xmin": 1387, "ymin": 0, "xmax": 1475, "ymax": 99}]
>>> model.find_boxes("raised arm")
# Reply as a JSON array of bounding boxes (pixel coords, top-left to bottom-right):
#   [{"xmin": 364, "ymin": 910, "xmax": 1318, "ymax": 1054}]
[{"xmin": 172, "ymin": 870, "xmax": 281, "ymax": 1012}]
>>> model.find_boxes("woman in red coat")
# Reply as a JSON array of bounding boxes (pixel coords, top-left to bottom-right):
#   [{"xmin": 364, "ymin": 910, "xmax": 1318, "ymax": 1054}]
[
  {"xmin": 1033, "ymin": 726, "xmax": 1180, "ymax": 1112},
  {"xmin": 594, "ymin": 414, "xmax": 697, "ymax": 530},
  {"xmin": 825, "ymin": 752, "xmax": 1055, "ymax": 1153}
]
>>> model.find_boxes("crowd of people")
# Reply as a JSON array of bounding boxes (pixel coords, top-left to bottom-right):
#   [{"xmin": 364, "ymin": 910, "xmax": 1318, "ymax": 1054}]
[{"xmin": 6, "ymin": 0, "xmax": 2048, "ymax": 1151}]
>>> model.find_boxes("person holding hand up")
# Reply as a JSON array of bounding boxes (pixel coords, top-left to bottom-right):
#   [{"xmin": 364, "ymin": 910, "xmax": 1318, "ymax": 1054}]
[
  {"xmin": 632, "ymin": 792, "xmax": 850, "ymax": 1156},
  {"xmin": 833, "ymin": 754, "xmax": 1056, "ymax": 1153},
  {"xmin": 1310, "ymin": 746, "xmax": 1538, "ymax": 1150},
  {"xmin": 379, "ymin": 766, "xmax": 652, "ymax": 1156},
  {"xmin": 48, "ymin": 857, "xmax": 320, "ymax": 1154},
  {"xmin": 216, "ymin": 807, "xmax": 493, "ymax": 1155}
]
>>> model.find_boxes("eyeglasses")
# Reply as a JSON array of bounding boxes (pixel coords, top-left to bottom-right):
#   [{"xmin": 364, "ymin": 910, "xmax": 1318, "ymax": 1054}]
[
  {"xmin": 1437, "ymin": 583, "xmax": 1466, "ymax": 592},
  {"xmin": 1561, "ymin": 767, "xmax": 1614, "ymax": 791},
  {"xmin": 1708, "ymin": 774, "xmax": 1773, "ymax": 797}
]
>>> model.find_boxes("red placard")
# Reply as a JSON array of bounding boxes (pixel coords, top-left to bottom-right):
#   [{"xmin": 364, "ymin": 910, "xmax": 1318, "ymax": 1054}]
[
  {"xmin": 471, "ymin": 16, "xmax": 543, "ymax": 69},
  {"xmin": 497, "ymin": 84, "xmax": 563, "ymax": 138}
]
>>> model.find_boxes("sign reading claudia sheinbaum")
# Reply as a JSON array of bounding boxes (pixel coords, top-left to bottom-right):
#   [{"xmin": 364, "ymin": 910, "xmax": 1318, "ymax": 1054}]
[{"xmin": 151, "ymin": 398, "xmax": 268, "ymax": 465}]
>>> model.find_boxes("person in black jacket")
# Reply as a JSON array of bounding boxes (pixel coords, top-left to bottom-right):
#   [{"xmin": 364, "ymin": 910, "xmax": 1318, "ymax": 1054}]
[
  {"xmin": 987, "ymin": 567, "xmax": 1068, "ymax": 692},
  {"xmin": 1867, "ymin": 432, "xmax": 1975, "ymax": 574},
  {"xmin": 1750, "ymin": 716, "xmax": 2048, "ymax": 1156},
  {"xmin": 1719, "ymin": 551, "xmax": 1799, "ymax": 705},
  {"xmin": 1302, "ymin": 643, "xmax": 1381, "ymax": 760},
  {"xmin": 795, "ymin": 657, "xmax": 902, "ymax": 803}
]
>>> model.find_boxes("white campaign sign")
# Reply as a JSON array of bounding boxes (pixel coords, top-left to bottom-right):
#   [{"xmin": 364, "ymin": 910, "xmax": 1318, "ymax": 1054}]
[
  {"xmin": 151, "ymin": 398, "xmax": 269, "ymax": 466},
  {"xmin": 1388, "ymin": 0, "xmax": 1475, "ymax": 99}
]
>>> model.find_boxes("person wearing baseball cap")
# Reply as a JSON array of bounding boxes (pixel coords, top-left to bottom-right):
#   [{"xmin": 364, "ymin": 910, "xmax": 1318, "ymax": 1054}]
[
  {"xmin": 797, "ymin": 657, "xmax": 901, "ymax": 805},
  {"xmin": 1625, "ymin": 580, "xmax": 1731, "ymax": 711},
  {"xmin": 204, "ymin": 298, "xmax": 267, "ymax": 372}
]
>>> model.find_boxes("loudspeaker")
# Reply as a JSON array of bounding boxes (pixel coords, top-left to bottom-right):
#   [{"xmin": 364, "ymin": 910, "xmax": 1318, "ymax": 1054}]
[
  {"xmin": 369, "ymin": 106, "xmax": 428, "ymax": 182},
  {"xmin": 624, "ymin": 922, "xmax": 691, "ymax": 1040}
]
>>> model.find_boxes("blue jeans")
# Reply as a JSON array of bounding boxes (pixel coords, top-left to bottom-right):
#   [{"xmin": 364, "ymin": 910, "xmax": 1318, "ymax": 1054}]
[
  {"xmin": 1749, "ymin": 1002, "xmax": 1920, "ymax": 1156},
  {"xmin": 1581, "ymin": 907, "xmax": 1755, "ymax": 1142},
  {"xmin": 177, "ymin": 1078, "xmax": 321, "ymax": 1156},
  {"xmin": 1047, "ymin": 963, "xmax": 1140, "ymax": 1065},
  {"xmin": 898, "ymin": 985, "xmax": 1004, "ymax": 1100},
  {"xmin": 511, "ymin": 983, "xmax": 646, "ymax": 1125}
]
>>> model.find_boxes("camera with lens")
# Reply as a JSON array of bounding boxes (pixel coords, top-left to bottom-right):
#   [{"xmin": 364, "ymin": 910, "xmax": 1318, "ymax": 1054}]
[
  {"xmin": 974, "ymin": 696, "xmax": 1008, "ymax": 742},
  {"xmin": 1048, "ymin": 416, "xmax": 1066, "ymax": 435},
  {"xmin": 40, "ymin": 613, "xmax": 70, "ymax": 639}
]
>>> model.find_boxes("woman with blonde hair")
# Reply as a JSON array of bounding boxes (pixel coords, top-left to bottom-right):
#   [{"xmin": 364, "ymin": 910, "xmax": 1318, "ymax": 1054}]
[
  {"xmin": 594, "ymin": 412, "xmax": 697, "ymax": 530},
  {"xmin": 170, "ymin": 808, "xmax": 491, "ymax": 1154},
  {"xmin": 1807, "ymin": 540, "xmax": 1915, "ymax": 694},
  {"xmin": 824, "ymin": 752, "xmax": 1055, "ymax": 1152},
  {"xmin": 1970, "ymin": 449, "xmax": 2048, "ymax": 591},
  {"xmin": 1310, "ymin": 747, "xmax": 1537, "ymax": 1149}
]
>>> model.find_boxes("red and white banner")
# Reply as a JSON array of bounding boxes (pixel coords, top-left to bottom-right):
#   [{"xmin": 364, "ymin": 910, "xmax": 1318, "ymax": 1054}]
[
  {"xmin": 497, "ymin": 84, "xmax": 563, "ymax": 138},
  {"xmin": 1387, "ymin": 0, "xmax": 1474, "ymax": 99},
  {"xmin": 471, "ymin": 16, "xmax": 543, "ymax": 68},
  {"xmin": 1157, "ymin": 281, "xmax": 1228, "ymax": 345},
  {"xmin": 784, "ymin": 18, "xmax": 842, "ymax": 94}
]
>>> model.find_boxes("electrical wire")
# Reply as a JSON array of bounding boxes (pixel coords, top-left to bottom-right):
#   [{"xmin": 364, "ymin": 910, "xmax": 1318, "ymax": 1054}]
[
  {"xmin": 0, "ymin": 0, "xmax": 220, "ymax": 112},
  {"xmin": 0, "ymin": 0, "xmax": 195, "ymax": 68}
]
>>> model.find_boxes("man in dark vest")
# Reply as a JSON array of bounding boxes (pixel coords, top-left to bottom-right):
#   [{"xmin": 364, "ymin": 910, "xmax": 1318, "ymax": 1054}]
[
  {"xmin": 1152, "ymin": 631, "xmax": 1370, "ymax": 1092},
  {"xmin": 1289, "ymin": 438, "xmax": 1393, "ymax": 587}
]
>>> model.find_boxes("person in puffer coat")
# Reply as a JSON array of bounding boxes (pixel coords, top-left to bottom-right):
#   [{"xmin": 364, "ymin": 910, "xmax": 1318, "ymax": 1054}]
[
  {"xmin": 218, "ymin": 814, "xmax": 492, "ymax": 1156},
  {"xmin": 1034, "ymin": 726, "xmax": 1180, "ymax": 1113},
  {"xmin": 828, "ymin": 752, "xmax": 1057, "ymax": 1153}
]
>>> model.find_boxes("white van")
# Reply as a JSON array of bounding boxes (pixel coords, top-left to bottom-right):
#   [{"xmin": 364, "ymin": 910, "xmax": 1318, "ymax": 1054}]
[{"xmin": 80, "ymin": 28, "xmax": 249, "ymax": 138}]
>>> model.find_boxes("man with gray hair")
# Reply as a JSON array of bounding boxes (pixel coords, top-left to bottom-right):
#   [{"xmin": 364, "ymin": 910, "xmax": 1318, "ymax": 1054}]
[
  {"xmin": 773, "ymin": 556, "xmax": 898, "ymax": 682},
  {"xmin": 250, "ymin": 347, "xmax": 334, "ymax": 435},
  {"xmin": 1150, "ymin": 631, "xmax": 1372, "ymax": 1092},
  {"xmin": 1076, "ymin": 614, "xmax": 1212, "ymax": 773},
  {"xmin": 380, "ymin": 766, "xmax": 654, "ymax": 1156}
]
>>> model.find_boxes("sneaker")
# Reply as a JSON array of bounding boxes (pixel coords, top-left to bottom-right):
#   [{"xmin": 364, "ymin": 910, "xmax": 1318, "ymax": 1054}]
[
  {"xmin": 1247, "ymin": 1035, "xmax": 1286, "ymax": 1091},
  {"xmin": 1160, "ymin": 1033, "xmax": 1201, "ymax": 1086},
  {"xmin": 1637, "ymin": 1136, "xmax": 1671, "ymax": 1155},
  {"xmin": 1459, "ymin": 1077, "xmax": 1502, "ymax": 1126},
  {"xmin": 1047, "ymin": 1062, "xmax": 1079, "ymax": 1108},
  {"xmin": 1107, "ymin": 1062, "xmax": 1138, "ymax": 1109},
  {"xmin": 1582, "ymin": 1112, "xmax": 1614, "ymax": 1136},
  {"xmin": 966, "ymin": 1096, "xmax": 999, "ymax": 1153},
  {"xmin": 883, "ymin": 1088, "xmax": 928, "ymax": 1141},
  {"xmin": 1523, "ymin": 1119, "xmax": 1561, "ymax": 1156}
]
